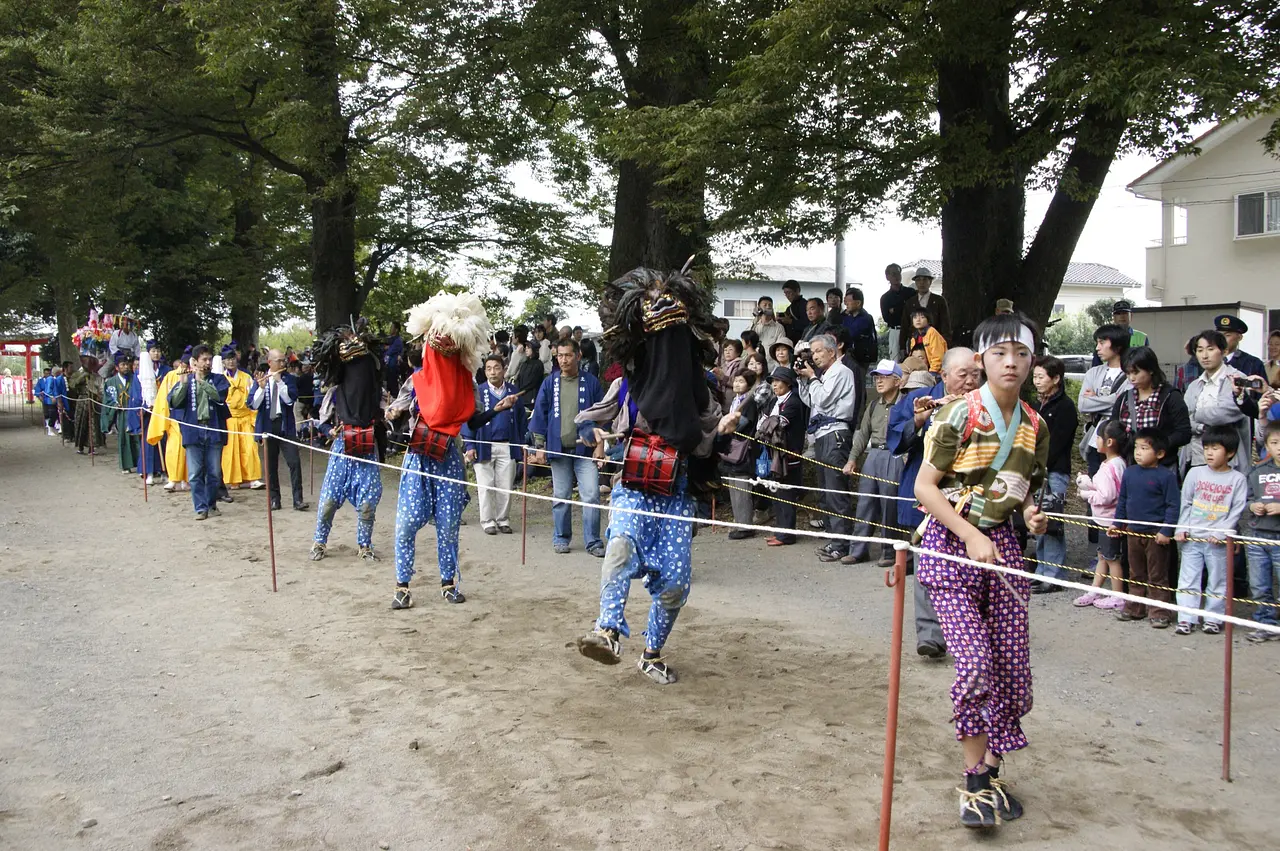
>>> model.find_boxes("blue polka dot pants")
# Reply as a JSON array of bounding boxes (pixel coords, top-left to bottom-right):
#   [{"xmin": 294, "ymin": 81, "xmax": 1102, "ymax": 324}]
[
  {"xmin": 313, "ymin": 434, "xmax": 383, "ymax": 549},
  {"xmin": 595, "ymin": 483, "xmax": 694, "ymax": 653},
  {"xmin": 394, "ymin": 444, "xmax": 468, "ymax": 585}
]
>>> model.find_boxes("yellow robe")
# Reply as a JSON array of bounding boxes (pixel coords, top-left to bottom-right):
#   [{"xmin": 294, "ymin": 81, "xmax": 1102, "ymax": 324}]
[
  {"xmin": 147, "ymin": 369, "xmax": 187, "ymax": 482},
  {"xmin": 221, "ymin": 369, "xmax": 262, "ymax": 485}
]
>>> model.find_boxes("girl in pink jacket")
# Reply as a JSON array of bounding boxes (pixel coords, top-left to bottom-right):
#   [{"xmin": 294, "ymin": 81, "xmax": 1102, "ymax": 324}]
[{"xmin": 1074, "ymin": 420, "xmax": 1129, "ymax": 609}]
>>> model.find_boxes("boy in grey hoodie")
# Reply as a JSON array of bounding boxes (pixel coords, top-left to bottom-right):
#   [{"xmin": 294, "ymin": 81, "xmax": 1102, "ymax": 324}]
[{"xmin": 1174, "ymin": 425, "xmax": 1248, "ymax": 635}]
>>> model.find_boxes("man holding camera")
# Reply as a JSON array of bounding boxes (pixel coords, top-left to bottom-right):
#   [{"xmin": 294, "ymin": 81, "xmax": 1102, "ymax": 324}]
[{"xmin": 795, "ymin": 334, "xmax": 858, "ymax": 563}]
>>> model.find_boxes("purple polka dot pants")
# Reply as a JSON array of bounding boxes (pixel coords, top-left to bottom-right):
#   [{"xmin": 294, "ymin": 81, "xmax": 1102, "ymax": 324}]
[{"xmin": 917, "ymin": 518, "xmax": 1032, "ymax": 754}]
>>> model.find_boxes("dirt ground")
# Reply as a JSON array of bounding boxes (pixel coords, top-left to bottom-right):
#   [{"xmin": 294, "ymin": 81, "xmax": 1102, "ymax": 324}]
[{"xmin": 2, "ymin": 407, "xmax": 1279, "ymax": 851}]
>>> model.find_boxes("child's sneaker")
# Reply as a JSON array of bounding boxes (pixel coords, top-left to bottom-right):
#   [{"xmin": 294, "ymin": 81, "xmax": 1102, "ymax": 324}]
[
  {"xmin": 1174, "ymin": 622, "xmax": 1194, "ymax": 635},
  {"xmin": 1201, "ymin": 621, "xmax": 1222, "ymax": 635},
  {"xmin": 1073, "ymin": 591, "xmax": 1102, "ymax": 607},
  {"xmin": 1093, "ymin": 595, "xmax": 1125, "ymax": 610},
  {"xmin": 1246, "ymin": 627, "xmax": 1280, "ymax": 643}
]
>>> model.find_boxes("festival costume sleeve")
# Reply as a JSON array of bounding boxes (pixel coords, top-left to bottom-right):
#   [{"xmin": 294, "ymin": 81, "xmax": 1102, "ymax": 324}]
[
  {"xmin": 168, "ymin": 376, "xmax": 189, "ymax": 409},
  {"xmin": 528, "ymin": 377, "xmax": 551, "ymax": 447},
  {"xmin": 920, "ymin": 399, "xmax": 964, "ymax": 473},
  {"xmin": 147, "ymin": 372, "xmax": 175, "ymax": 446}
]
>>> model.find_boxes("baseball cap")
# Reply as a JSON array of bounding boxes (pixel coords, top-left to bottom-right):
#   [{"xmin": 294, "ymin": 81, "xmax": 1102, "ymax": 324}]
[
  {"xmin": 995, "ymin": 298, "xmax": 1014, "ymax": 314},
  {"xmin": 870, "ymin": 359, "xmax": 904, "ymax": 378}
]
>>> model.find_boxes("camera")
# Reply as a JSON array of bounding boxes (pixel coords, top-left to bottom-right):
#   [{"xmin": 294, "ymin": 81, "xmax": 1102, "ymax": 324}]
[
  {"xmin": 1233, "ymin": 376, "xmax": 1264, "ymax": 391},
  {"xmin": 794, "ymin": 350, "xmax": 816, "ymax": 372}
]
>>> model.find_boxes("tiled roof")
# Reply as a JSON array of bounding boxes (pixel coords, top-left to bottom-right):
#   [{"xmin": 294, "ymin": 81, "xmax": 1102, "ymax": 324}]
[
  {"xmin": 726, "ymin": 264, "xmax": 837, "ymax": 284},
  {"xmin": 902, "ymin": 259, "xmax": 1136, "ymax": 289}
]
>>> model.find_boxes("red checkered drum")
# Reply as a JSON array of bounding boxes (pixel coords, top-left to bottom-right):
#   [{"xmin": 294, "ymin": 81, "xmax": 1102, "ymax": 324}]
[
  {"xmin": 408, "ymin": 419, "xmax": 451, "ymax": 461},
  {"xmin": 340, "ymin": 423, "xmax": 377, "ymax": 458},
  {"xmin": 621, "ymin": 430, "xmax": 680, "ymax": 496}
]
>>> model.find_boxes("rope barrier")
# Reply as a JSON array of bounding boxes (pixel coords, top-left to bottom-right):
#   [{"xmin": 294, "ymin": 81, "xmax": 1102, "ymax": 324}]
[{"xmin": 48, "ymin": 394, "xmax": 1280, "ymax": 632}]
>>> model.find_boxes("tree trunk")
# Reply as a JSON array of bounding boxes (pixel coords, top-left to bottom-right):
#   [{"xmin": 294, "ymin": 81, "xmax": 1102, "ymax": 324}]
[
  {"xmin": 605, "ymin": 1, "xmax": 710, "ymax": 281},
  {"xmin": 934, "ymin": 21, "xmax": 1023, "ymax": 348},
  {"xmin": 311, "ymin": 186, "xmax": 358, "ymax": 330},
  {"xmin": 228, "ymin": 196, "xmax": 261, "ymax": 348},
  {"xmin": 1018, "ymin": 106, "xmax": 1129, "ymax": 327},
  {"xmin": 302, "ymin": 2, "xmax": 358, "ymax": 331},
  {"xmin": 51, "ymin": 276, "xmax": 79, "ymax": 368},
  {"xmin": 609, "ymin": 160, "xmax": 707, "ymax": 280}
]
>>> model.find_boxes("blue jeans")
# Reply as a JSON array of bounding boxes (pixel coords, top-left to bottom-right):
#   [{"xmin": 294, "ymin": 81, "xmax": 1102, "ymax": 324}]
[
  {"xmin": 186, "ymin": 441, "xmax": 223, "ymax": 515},
  {"xmin": 1034, "ymin": 472, "xmax": 1069, "ymax": 579},
  {"xmin": 548, "ymin": 454, "xmax": 601, "ymax": 548},
  {"xmin": 1177, "ymin": 540, "xmax": 1227, "ymax": 625},
  {"xmin": 1246, "ymin": 532, "xmax": 1280, "ymax": 625}
]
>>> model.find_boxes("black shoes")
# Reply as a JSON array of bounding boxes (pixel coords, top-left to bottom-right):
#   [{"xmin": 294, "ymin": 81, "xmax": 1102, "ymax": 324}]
[
  {"xmin": 294, "ymin": 501, "xmax": 309, "ymax": 511},
  {"xmin": 1030, "ymin": 580, "xmax": 1062, "ymax": 594},
  {"xmin": 958, "ymin": 771, "xmax": 1000, "ymax": 828},
  {"xmin": 269, "ymin": 499, "xmax": 282, "ymax": 511},
  {"xmin": 987, "ymin": 762, "xmax": 1023, "ymax": 821},
  {"xmin": 727, "ymin": 529, "xmax": 755, "ymax": 540},
  {"xmin": 917, "ymin": 641, "xmax": 946, "ymax": 659}
]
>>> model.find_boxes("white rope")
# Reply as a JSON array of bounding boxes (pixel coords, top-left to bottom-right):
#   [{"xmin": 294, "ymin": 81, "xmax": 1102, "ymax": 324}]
[{"xmin": 909, "ymin": 544, "xmax": 1280, "ymax": 635}]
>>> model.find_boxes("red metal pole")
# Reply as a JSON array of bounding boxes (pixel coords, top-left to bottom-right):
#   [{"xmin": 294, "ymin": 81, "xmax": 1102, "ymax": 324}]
[
  {"xmin": 89, "ymin": 397, "xmax": 95, "ymax": 466},
  {"xmin": 309, "ymin": 428, "xmax": 315, "ymax": 495},
  {"xmin": 521, "ymin": 457, "xmax": 529, "ymax": 566},
  {"xmin": 1223, "ymin": 537, "xmax": 1234, "ymax": 782},
  {"xmin": 710, "ymin": 494, "xmax": 717, "ymax": 533},
  {"xmin": 263, "ymin": 437, "xmax": 278, "ymax": 593},
  {"xmin": 878, "ymin": 543, "xmax": 908, "ymax": 851},
  {"xmin": 24, "ymin": 344, "xmax": 34, "ymax": 405}
]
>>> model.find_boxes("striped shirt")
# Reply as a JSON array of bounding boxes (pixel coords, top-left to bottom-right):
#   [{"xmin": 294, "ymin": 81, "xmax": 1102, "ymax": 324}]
[{"xmin": 922, "ymin": 392, "xmax": 1049, "ymax": 528}]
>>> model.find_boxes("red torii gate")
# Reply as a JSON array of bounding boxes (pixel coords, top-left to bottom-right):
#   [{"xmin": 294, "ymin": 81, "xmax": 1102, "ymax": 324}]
[{"xmin": 0, "ymin": 336, "xmax": 45, "ymax": 403}]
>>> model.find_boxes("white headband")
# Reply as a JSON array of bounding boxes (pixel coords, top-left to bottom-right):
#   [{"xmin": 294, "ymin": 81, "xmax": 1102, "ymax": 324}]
[{"xmin": 975, "ymin": 324, "xmax": 1036, "ymax": 355}]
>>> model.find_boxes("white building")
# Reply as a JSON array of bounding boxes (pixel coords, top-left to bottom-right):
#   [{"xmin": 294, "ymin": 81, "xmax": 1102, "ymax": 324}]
[
  {"xmin": 715, "ymin": 265, "xmax": 837, "ymax": 339},
  {"xmin": 1127, "ymin": 111, "xmax": 1280, "ymax": 323},
  {"xmin": 900, "ymin": 259, "xmax": 1138, "ymax": 317}
]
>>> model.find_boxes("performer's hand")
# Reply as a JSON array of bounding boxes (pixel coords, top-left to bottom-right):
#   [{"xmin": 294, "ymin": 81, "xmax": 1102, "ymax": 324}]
[
  {"xmin": 256, "ymin": 374, "xmax": 268, "ymax": 389},
  {"xmin": 963, "ymin": 532, "xmax": 1003, "ymax": 565},
  {"xmin": 1025, "ymin": 505, "xmax": 1049, "ymax": 536},
  {"xmin": 717, "ymin": 412, "xmax": 740, "ymax": 435},
  {"xmin": 494, "ymin": 393, "xmax": 519, "ymax": 412},
  {"xmin": 1155, "ymin": 532, "xmax": 1172, "ymax": 546},
  {"xmin": 464, "ymin": 449, "xmax": 477, "ymax": 463}
]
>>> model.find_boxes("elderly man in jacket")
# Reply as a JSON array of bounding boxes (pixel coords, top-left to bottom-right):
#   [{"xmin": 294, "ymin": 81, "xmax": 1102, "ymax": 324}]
[{"xmin": 795, "ymin": 333, "xmax": 858, "ymax": 562}]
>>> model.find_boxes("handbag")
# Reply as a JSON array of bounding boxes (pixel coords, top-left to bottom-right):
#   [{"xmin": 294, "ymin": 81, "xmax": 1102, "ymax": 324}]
[
  {"xmin": 408, "ymin": 419, "xmax": 451, "ymax": 461},
  {"xmin": 621, "ymin": 430, "xmax": 680, "ymax": 496},
  {"xmin": 718, "ymin": 436, "xmax": 751, "ymax": 466},
  {"xmin": 340, "ymin": 423, "xmax": 376, "ymax": 458}
]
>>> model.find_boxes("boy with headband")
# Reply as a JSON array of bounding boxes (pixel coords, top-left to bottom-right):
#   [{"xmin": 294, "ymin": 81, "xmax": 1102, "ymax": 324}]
[{"xmin": 913, "ymin": 313, "xmax": 1049, "ymax": 829}]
